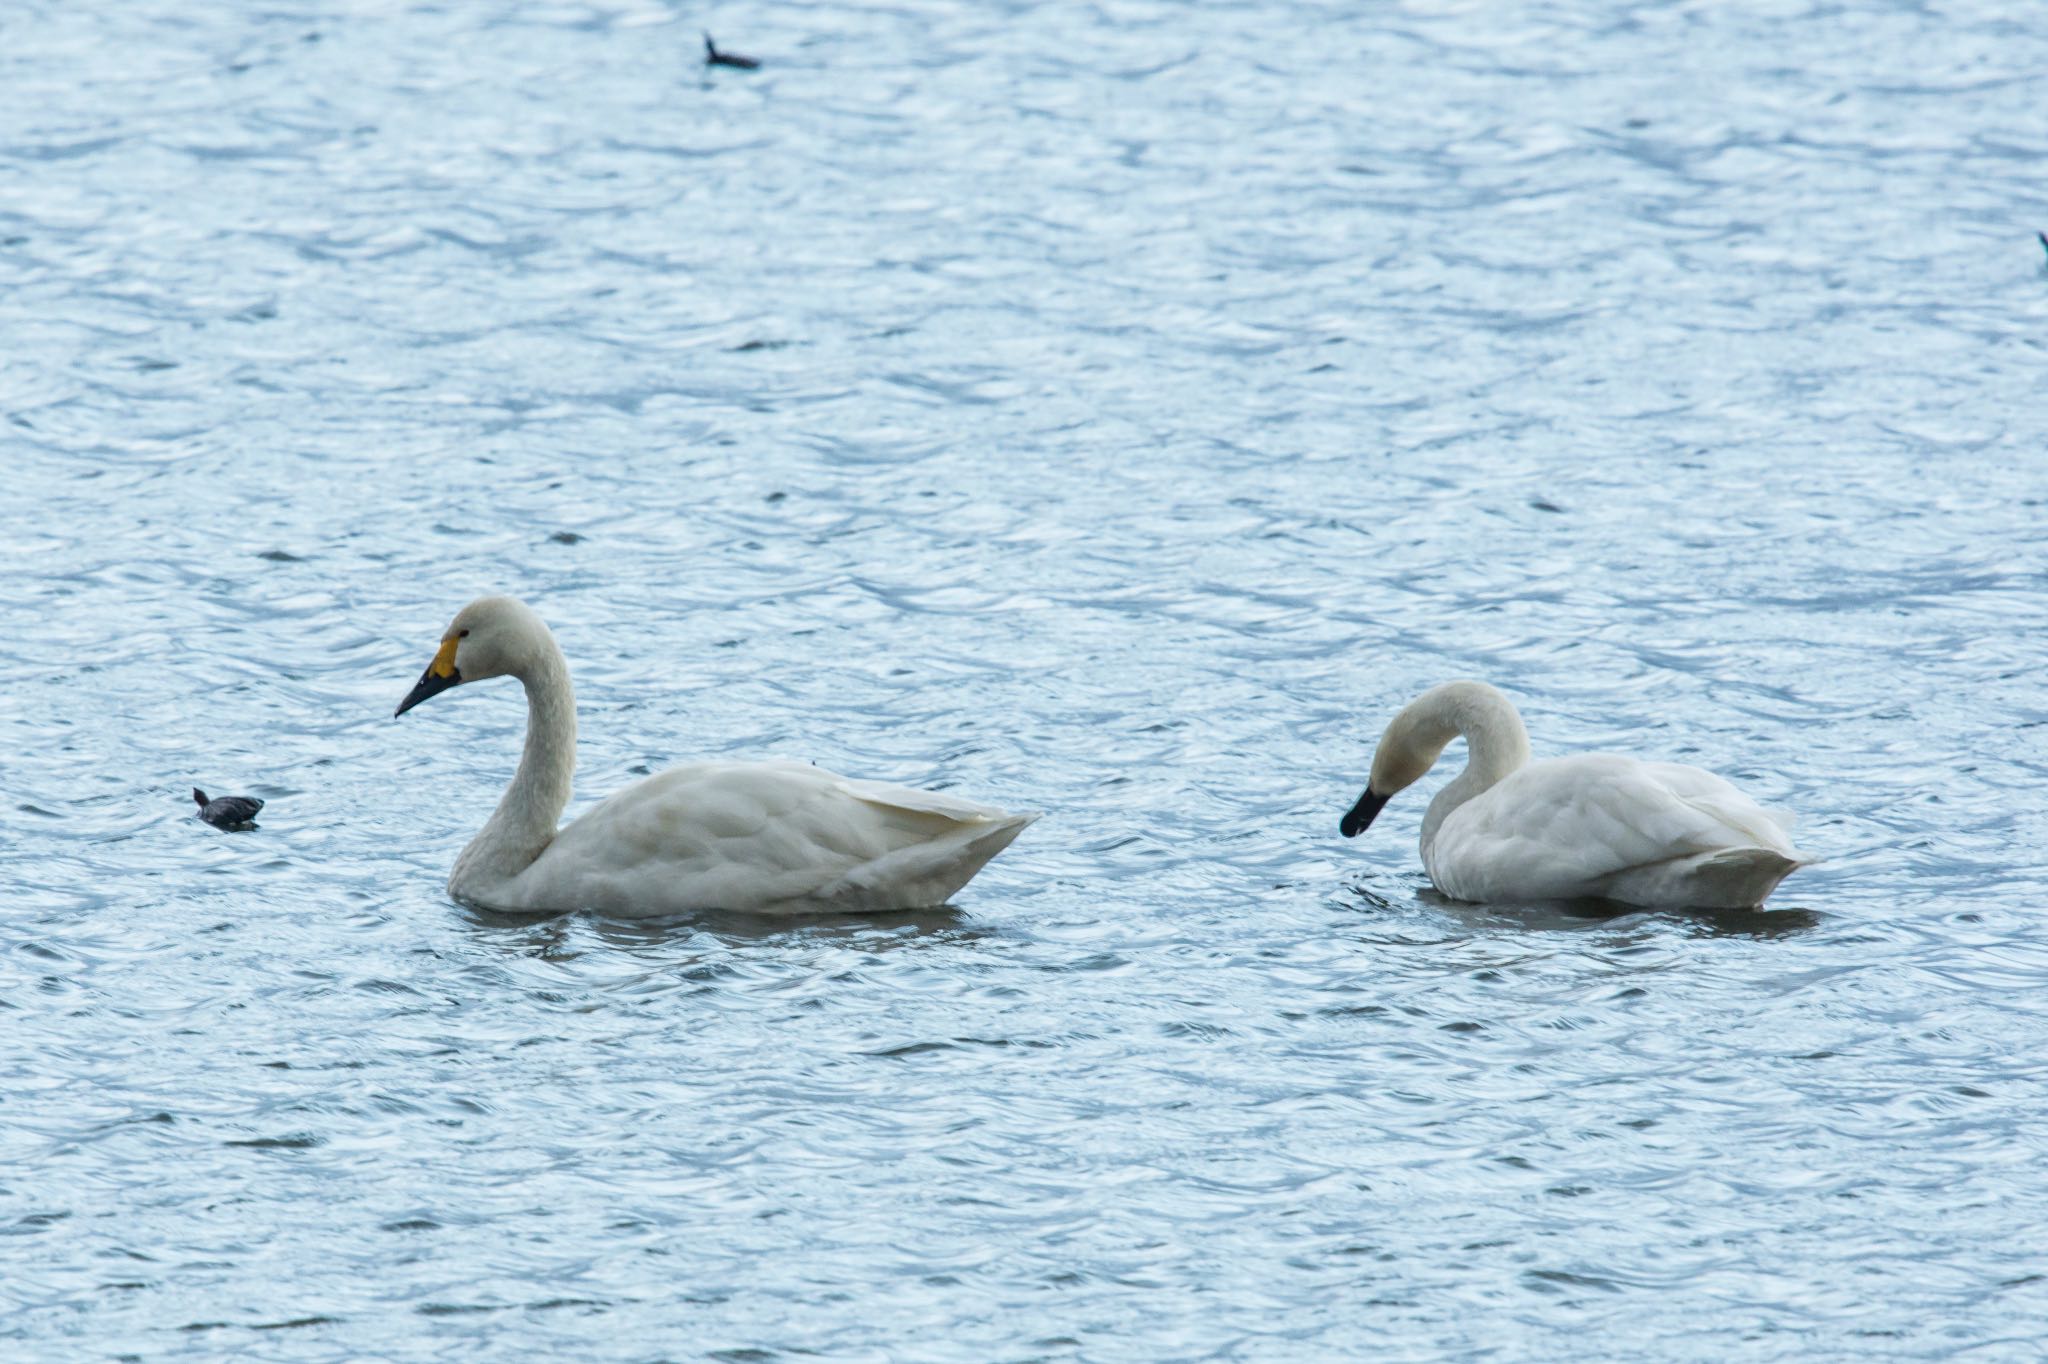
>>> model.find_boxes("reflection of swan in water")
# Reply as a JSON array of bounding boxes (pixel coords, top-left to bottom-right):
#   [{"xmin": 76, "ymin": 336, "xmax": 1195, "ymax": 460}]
[
  {"xmin": 465, "ymin": 903, "xmax": 997, "ymax": 965},
  {"xmin": 394, "ymin": 596, "xmax": 1034, "ymax": 917},
  {"xmin": 1412, "ymin": 888, "xmax": 1822, "ymax": 940},
  {"xmin": 1338, "ymin": 879, "xmax": 1820, "ymax": 941},
  {"xmin": 1341, "ymin": 681, "xmax": 1809, "ymax": 910}
]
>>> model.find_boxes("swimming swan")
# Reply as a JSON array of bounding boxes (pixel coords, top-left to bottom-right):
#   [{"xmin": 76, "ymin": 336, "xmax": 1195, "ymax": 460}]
[
  {"xmin": 1339, "ymin": 681, "xmax": 1807, "ymax": 908},
  {"xmin": 393, "ymin": 596, "xmax": 1035, "ymax": 916}
]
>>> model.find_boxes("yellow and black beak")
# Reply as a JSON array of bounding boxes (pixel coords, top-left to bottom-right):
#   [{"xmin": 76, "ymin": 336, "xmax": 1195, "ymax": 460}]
[{"xmin": 394, "ymin": 636, "xmax": 462, "ymax": 718}]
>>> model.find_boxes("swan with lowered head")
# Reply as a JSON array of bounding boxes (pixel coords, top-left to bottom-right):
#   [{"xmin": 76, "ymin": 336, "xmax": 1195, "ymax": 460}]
[
  {"xmin": 1339, "ymin": 681, "xmax": 1807, "ymax": 909},
  {"xmin": 393, "ymin": 596, "xmax": 1035, "ymax": 916}
]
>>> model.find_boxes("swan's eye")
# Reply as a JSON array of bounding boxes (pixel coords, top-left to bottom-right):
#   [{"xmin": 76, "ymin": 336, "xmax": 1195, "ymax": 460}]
[{"xmin": 458, "ymin": 629, "xmax": 470, "ymax": 638}]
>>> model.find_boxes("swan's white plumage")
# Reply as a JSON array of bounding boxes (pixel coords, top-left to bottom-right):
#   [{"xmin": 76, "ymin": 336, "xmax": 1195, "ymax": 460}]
[
  {"xmin": 1424, "ymin": 754, "xmax": 1802, "ymax": 906},
  {"xmin": 1347, "ymin": 682, "xmax": 1808, "ymax": 909},
  {"xmin": 522, "ymin": 761, "xmax": 1032, "ymax": 916},
  {"xmin": 397, "ymin": 597, "xmax": 1033, "ymax": 916}
]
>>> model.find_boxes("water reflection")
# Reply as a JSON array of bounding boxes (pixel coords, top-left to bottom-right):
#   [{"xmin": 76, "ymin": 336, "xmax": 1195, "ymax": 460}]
[
  {"xmin": 459, "ymin": 901, "xmax": 991, "ymax": 954},
  {"xmin": 1412, "ymin": 887, "xmax": 1823, "ymax": 939}
]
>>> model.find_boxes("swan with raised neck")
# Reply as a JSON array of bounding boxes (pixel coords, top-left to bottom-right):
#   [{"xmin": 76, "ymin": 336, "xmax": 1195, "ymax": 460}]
[
  {"xmin": 394, "ymin": 595, "xmax": 576, "ymax": 904},
  {"xmin": 1339, "ymin": 680, "xmax": 1806, "ymax": 909},
  {"xmin": 391, "ymin": 596, "xmax": 1035, "ymax": 915}
]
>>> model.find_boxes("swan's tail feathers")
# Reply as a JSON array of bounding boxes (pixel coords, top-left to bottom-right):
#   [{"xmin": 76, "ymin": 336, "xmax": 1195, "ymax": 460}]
[
  {"xmin": 825, "ymin": 812, "xmax": 1037, "ymax": 911},
  {"xmin": 1601, "ymin": 843, "xmax": 1806, "ymax": 910},
  {"xmin": 1688, "ymin": 845, "xmax": 1804, "ymax": 908}
]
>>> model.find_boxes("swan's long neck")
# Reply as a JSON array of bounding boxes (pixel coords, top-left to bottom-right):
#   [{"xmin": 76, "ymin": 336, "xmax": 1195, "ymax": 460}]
[
  {"xmin": 452, "ymin": 635, "xmax": 576, "ymax": 893},
  {"xmin": 1407, "ymin": 683, "xmax": 1532, "ymax": 852}
]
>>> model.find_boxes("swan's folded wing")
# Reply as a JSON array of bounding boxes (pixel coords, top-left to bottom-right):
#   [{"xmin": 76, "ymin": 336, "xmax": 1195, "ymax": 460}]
[
  {"xmin": 525, "ymin": 762, "xmax": 852, "ymax": 909},
  {"xmin": 1639, "ymin": 761, "xmax": 1804, "ymax": 855},
  {"xmin": 527, "ymin": 760, "xmax": 1033, "ymax": 914},
  {"xmin": 830, "ymin": 773, "xmax": 1014, "ymax": 824},
  {"xmin": 1440, "ymin": 755, "xmax": 1801, "ymax": 900}
]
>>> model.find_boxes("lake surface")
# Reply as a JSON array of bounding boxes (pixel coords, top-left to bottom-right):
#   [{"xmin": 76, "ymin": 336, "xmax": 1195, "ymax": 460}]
[{"xmin": 4, "ymin": 0, "xmax": 2047, "ymax": 1357}]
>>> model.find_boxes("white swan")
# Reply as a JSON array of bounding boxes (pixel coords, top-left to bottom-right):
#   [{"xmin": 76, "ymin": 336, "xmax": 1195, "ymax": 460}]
[
  {"xmin": 392, "ymin": 596, "xmax": 1035, "ymax": 916},
  {"xmin": 1339, "ymin": 681, "xmax": 1807, "ymax": 909}
]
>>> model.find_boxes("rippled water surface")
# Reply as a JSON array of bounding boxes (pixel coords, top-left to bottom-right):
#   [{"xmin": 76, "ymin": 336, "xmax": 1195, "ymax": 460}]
[{"xmin": 6, "ymin": 0, "xmax": 2048, "ymax": 1357}]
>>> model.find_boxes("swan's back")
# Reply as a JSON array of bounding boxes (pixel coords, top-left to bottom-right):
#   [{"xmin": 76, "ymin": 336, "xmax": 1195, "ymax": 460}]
[
  {"xmin": 1427, "ymin": 754, "xmax": 1805, "ymax": 909},
  {"xmin": 510, "ymin": 761, "xmax": 1034, "ymax": 915}
]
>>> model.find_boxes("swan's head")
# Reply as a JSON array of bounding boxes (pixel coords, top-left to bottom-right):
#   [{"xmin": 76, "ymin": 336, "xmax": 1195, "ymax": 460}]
[
  {"xmin": 393, "ymin": 596, "xmax": 551, "ymax": 718},
  {"xmin": 1338, "ymin": 742, "xmax": 1423, "ymax": 838},
  {"xmin": 1338, "ymin": 687, "xmax": 1469, "ymax": 838}
]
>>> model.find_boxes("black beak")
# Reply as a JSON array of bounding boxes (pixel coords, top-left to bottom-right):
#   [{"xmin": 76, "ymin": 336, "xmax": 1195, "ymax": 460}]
[
  {"xmin": 394, "ymin": 663, "xmax": 461, "ymax": 718},
  {"xmin": 1339, "ymin": 787, "xmax": 1389, "ymax": 838}
]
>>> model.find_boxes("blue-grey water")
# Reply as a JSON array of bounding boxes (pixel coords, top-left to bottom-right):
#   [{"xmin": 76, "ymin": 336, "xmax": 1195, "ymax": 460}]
[{"xmin": 5, "ymin": 0, "xmax": 2048, "ymax": 1358}]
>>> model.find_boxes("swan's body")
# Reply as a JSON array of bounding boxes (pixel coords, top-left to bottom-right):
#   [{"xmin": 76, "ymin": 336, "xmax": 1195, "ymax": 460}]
[
  {"xmin": 395, "ymin": 597, "xmax": 1034, "ymax": 916},
  {"xmin": 1340, "ymin": 681, "xmax": 1806, "ymax": 909}
]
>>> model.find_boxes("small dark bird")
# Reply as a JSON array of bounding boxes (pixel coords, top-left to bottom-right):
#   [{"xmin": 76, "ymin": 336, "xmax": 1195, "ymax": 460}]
[
  {"xmin": 194, "ymin": 788, "xmax": 264, "ymax": 829},
  {"xmin": 704, "ymin": 33, "xmax": 759, "ymax": 70}
]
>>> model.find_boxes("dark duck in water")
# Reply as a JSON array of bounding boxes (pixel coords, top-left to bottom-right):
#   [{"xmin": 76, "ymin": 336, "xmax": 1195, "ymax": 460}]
[
  {"xmin": 704, "ymin": 33, "xmax": 759, "ymax": 69},
  {"xmin": 194, "ymin": 788, "xmax": 264, "ymax": 829}
]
